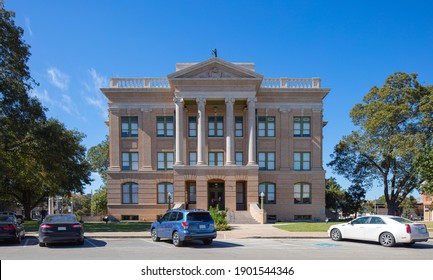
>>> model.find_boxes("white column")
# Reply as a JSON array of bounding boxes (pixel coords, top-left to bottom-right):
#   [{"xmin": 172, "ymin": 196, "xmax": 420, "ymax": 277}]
[
  {"xmin": 225, "ymin": 97, "xmax": 235, "ymax": 165},
  {"xmin": 196, "ymin": 97, "xmax": 206, "ymax": 165},
  {"xmin": 174, "ymin": 97, "xmax": 184, "ymax": 165},
  {"xmin": 247, "ymin": 97, "xmax": 257, "ymax": 165}
]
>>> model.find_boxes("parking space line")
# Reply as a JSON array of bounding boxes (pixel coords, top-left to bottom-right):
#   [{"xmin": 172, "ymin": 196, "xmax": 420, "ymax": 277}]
[
  {"xmin": 85, "ymin": 238, "xmax": 98, "ymax": 248},
  {"xmin": 142, "ymin": 239, "xmax": 174, "ymax": 249}
]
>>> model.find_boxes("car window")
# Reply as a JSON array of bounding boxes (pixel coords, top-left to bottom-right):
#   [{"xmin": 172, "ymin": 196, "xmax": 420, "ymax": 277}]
[
  {"xmin": 160, "ymin": 213, "xmax": 171, "ymax": 222},
  {"xmin": 369, "ymin": 217, "xmax": 385, "ymax": 224},
  {"xmin": 168, "ymin": 212, "xmax": 179, "ymax": 221},
  {"xmin": 176, "ymin": 212, "xmax": 183, "ymax": 221},
  {"xmin": 352, "ymin": 217, "xmax": 370, "ymax": 224},
  {"xmin": 44, "ymin": 215, "xmax": 78, "ymax": 223},
  {"xmin": 390, "ymin": 217, "xmax": 413, "ymax": 224},
  {"xmin": 187, "ymin": 212, "xmax": 212, "ymax": 222},
  {"xmin": 0, "ymin": 215, "xmax": 15, "ymax": 223}
]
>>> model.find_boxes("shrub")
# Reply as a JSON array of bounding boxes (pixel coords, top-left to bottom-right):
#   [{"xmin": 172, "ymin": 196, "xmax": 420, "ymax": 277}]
[{"xmin": 209, "ymin": 205, "xmax": 231, "ymax": 231}]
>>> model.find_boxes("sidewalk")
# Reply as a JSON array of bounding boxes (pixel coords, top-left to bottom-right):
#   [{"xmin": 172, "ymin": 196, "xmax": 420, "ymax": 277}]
[{"xmin": 27, "ymin": 224, "xmax": 329, "ymax": 239}]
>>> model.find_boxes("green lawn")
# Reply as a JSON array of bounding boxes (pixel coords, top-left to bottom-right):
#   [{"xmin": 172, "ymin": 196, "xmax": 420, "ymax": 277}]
[{"xmin": 273, "ymin": 222, "xmax": 341, "ymax": 232}]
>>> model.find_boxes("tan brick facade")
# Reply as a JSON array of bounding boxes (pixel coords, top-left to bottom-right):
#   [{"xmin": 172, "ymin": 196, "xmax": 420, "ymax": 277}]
[{"xmin": 101, "ymin": 58, "xmax": 330, "ymax": 222}]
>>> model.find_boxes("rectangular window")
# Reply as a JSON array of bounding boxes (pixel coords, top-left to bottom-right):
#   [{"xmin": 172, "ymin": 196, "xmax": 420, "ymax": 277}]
[
  {"xmin": 156, "ymin": 116, "xmax": 174, "ymax": 137},
  {"xmin": 258, "ymin": 183, "xmax": 276, "ymax": 204},
  {"xmin": 188, "ymin": 182, "xmax": 197, "ymax": 204},
  {"xmin": 294, "ymin": 183, "xmax": 311, "ymax": 204},
  {"xmin": 258, "ymin": 116, "xmax": 275, "ymax": 137},
  {"xmin": 294, "ymin": 152, "xmax": 311, "ymax": 171},
  {"xmin": 189, "ymin": 151, "xmax": 197, "ymax": 166},
  {"xmin": 158, "ymin": 182, "xmax": 174, "ymax": 204},
  {"xmin": 121, "ymin": 117, "xmax": 138, "ymax": 137},
  {"xmin": 122, "ymin": 152, "xmax": 138, "ymax": 171},
  {"xmin": 208, "ymin": 152, "xmax": 224, "ymax": 166},
  {"xmin": 294, "ymin": 215, "xmax": 312, "ymax": 221},
  {"xmin": 294, "ymin": 117, "xmax": 311, "ymax": 137},
  {"xmin": 122, "ymin": 183, "xmax": 138, "ymax": 204},
  {"xmin": 157, "ymin": 152, "xmax": 174, "ymax": 170},
  {"xmin": 258, "ymin": 152, "xmax": 275, "ymax": 170},
  {"xmin": 235, "ymin": 152, "xmax": 243, "ymax": 166},
  {"xmin": 235, "ymin": 116, "xmax": 243, "ymax": 137},
  {"xmin": 188, "ymin": 116, "xmax": 197, "ymax": 137},
  {"xmin": 208, "ymin": 116, "xmax": 224, "ymax": 137}
]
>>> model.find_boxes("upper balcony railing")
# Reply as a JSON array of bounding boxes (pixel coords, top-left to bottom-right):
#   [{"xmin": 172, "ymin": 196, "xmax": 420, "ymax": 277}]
[
  {"xmin": 261, "ymin": 78, "xmax": 321, "ymax": 89},
  {"xmin": 110, "ymin": 78, "xmax": 170, "ymax": 89},
  {"xmin": 109, "ymin": 77, "xmax": 321, "ymax": 89}
]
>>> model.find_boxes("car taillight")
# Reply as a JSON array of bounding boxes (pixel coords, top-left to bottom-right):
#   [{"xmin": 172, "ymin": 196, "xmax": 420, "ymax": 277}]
[
  {"xmin": 40, "ymin": 224, "xmax": 53, "ymax": 229},
  {"xmin": 405, "ymin": 224, "xmax": 411, "ymax": 233},
  {"xmin": 72, "ymin": 224, "xmax": 82, "ymax": 229},
  {"xmin": 2, "ymin": 224, "xmax": 15, "ymax": 231},
  {"xmin": 181, "ymin": 222, "xmax": 189, "ymax": 229}
]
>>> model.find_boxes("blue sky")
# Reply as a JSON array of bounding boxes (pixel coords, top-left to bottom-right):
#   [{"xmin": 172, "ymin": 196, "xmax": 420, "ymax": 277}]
[{"xmin": 6, "ymin": 0, "xmax": 433, "ymax": 200}]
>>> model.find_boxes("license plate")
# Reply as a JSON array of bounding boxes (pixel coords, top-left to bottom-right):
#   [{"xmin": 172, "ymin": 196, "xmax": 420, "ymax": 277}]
[
  {"xmin": 58, "ymin": 227, "xmax": 66, "ymax": 231},
  {"xmin": 199, "ymin": 225, "xmax": 206, "ymax": 229}
]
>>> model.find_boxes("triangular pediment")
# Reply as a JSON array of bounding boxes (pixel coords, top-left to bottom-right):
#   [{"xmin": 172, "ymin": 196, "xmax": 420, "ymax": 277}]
[{"xmin": 167, "ymin": 58, "xmax": 263, "ymax": 80}]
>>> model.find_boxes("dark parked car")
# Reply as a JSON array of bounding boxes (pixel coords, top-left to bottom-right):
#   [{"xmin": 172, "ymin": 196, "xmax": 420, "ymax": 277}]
[
  {"xmin": 0, "ymin": 215, "xmax": 25, "ymax": 243},
  {"xmin": 38, "ymin": 214, "xmax": 84, "ymax": 247},
  {"xmin": 150, "ymin": 209, "xmax": 217, "ymax": 247}
]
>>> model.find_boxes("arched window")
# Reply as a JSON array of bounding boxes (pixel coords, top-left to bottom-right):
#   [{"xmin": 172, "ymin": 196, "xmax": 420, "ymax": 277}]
[
  {"xmin": 258, "ymin": 182, "xmax": 276, "ymax": 204},
  {"xmin": 158, "ymin": 182, "xmax": 174, "ymax": 204},
  {"xmin": 122, "ymin": 182, "xmax": 138, "ymax": 204},
  {"xmin": 294, "ymin": 182, "xmax": 311, "ymax": 204}
]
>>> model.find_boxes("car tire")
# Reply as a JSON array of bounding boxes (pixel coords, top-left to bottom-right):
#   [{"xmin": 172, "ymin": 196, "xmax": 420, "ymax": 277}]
[
  {"xmin": 330, "ymin": 228, "xmax": 342, "ymax": 241},
  {"xmin": 39, "ymin": 242, "xmax": 46, "ymax": 247},
  {"xmin": 172, "ymin": 231, "xmax": 183, "ymax": 247},
  {"xmin": 379, "ymin": 232, "xmax": 396, "ymax": 247},
  {"xmin": 14, "ymin": 233, "xmax": 22, "ymax": 244},
  {"xmin": 151, "ymin": 228, "xmax": 160, "ymax": 242},
  {"xmin": 203, "ymin": 239, "xmax": 213, "ymax": 245}
]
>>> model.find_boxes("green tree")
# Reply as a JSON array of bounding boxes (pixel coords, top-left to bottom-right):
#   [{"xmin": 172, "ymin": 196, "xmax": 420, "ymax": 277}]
[
  {"xmin": 91, "ymin": 186, "xmax": 107, "ymax": 216},
  {"xmin": 328, "ymin": 72, "xmax": 430, "ymax": 215},
  {"xmin": 87, "ymin": 135, "xmax": 109, "ymax": 184},
  {"xmin": 399, "ymin": 195, "xmax": 418, "ymax": 218},
  {"xmin": 325, "ymin": 177, "xmax": 345, "ymax": 212},
  {"xmin": 1, "ymin": 1, "xmax": 46, "ymax": 190},
  {"xmin": 2, "ymin": 119, "xmax": 93, "ymax": 219}
]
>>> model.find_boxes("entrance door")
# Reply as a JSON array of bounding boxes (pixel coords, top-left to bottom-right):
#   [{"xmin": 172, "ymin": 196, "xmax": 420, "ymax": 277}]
[
  {"xmin": 208, "ymin": 182, "xmax": 225, "ymax": 209},
  {"xmin": 236, "ymin": 182, "xmax": 247, "ymax": 210}
]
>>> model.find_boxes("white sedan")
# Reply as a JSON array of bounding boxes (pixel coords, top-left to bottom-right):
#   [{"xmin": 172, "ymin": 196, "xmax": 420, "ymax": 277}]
[{"xmin": 328, "ymin": 215, "xmax": 430, "ymax": 247}]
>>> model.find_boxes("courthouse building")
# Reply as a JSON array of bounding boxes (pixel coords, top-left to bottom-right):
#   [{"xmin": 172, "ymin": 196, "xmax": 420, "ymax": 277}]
[{"xmin": 101, "ymin": 57, "xmax": 330, "ymax": 223}]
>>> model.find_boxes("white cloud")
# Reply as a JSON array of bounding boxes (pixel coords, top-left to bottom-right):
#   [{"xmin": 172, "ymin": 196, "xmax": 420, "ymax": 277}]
[
  {"xmin": 31, "ymin": 88, "xmax": 85, "ymax": 121},
  {"xmin": 25, "ymin": 17, "xmax": 33, "ymax": 37},
  {"xmin": 47, "ymin": 68, "xmax": 69, "ymax": 90},
  {"xmin": 84, "ymin": 68, "xmax": 108, "ymax": 119}
]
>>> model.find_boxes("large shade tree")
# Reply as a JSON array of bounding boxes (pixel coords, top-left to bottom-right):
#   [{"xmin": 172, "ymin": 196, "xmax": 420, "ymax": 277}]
[{"xmin": 328, "ymin": 72, "xmax": 431, "ymax": 215}]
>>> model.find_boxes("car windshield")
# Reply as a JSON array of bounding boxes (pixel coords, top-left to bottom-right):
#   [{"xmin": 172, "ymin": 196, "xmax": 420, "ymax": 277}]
[
  {"xmin": 0, "ymin": 215, "xmax": 15, "ymax": 222},
  {"xmin": 187, "ymin": 212, "xmax": 213, "ymax": 222},
  {"xmin": 44, "ymin": 215, "xmax": 78, "ymax": 223},
  {"xmin": 390, "ymin": 217, "xmax": 413, "ymax": 224}
]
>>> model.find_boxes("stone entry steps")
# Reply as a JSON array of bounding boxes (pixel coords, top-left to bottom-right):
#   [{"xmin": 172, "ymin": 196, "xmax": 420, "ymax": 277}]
[{"xmin": 228, "ymin": 210, "xmax": 259, "ymax": 224}]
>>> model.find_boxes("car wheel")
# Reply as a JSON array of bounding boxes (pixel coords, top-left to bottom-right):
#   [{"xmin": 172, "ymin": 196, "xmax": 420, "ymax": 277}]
[
  {"xmin": 172, "ymin": 231, "xmax": 183, "ymax": 247},
  {"xmin": 14, "ymin": 233, "xmax": 22, "ymax": 244},
  {"xmin": 39, "ymin": 242, "xmax": 46, "ymax": 247},
  {"xmin": 151, "ymin": 228, "xmax": 160, "ymax": 242},
  {"xmin": 379, "ymin": 232, "xmax": 396, "ymax": 247},
  {"xmin": 203, "ymin": 239, "xmax": 213, "ymax": 245},
  {"xmin": 330, "ymin": 228, "xmax": 342, "ymax": 241}
]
